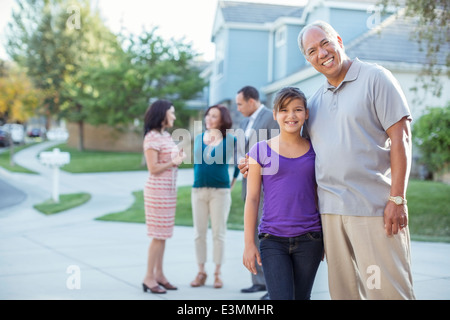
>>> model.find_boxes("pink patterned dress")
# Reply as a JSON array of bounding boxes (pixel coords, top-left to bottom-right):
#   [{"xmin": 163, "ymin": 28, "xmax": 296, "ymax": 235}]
[{"xmin": 143, "ymin": 130, "xmax": 178, "ymax": 239}]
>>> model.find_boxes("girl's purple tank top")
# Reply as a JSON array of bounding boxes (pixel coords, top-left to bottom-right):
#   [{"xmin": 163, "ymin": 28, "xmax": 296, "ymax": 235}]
[{"xmin": 248, "ymin": 140, "xmax": 322, "ymax": 237}]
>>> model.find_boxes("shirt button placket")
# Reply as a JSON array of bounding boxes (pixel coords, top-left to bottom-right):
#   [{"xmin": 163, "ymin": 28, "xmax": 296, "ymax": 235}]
[{"xmin": 332, "ymin": 91, "xmax": 338, "ymax": 111}]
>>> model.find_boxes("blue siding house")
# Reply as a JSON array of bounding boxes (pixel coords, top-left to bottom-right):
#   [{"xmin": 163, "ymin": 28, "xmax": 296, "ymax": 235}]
[
  {"xmin": 207, "ymin": 0, "xmax": 449, "ymax": 131},
  {"xmin": 209, "ymin": 1, "xmax": 305, "ymax": 122}
]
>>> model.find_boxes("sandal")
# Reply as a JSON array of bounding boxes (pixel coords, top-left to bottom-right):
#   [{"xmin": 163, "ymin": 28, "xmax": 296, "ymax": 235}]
[
  {"xmin": 190, "ymin": 271, "xmax": 207, "ymax": 287},
  {"xmin": 213, "ymin": 272, "xmax": 223, "ymax": 289},
  {"xmin": 158, "ymin": 281, "xmax": 178, "ymax": 290},
  {"xmin": 142, "ymin": 283, "xmax": 166, "ymax": 294}
]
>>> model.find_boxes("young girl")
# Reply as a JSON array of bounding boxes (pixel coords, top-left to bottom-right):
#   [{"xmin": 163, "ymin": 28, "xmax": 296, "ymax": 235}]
[{"xmin": 242, "ymin": 87, "xmax": 323, "ymax": 300}]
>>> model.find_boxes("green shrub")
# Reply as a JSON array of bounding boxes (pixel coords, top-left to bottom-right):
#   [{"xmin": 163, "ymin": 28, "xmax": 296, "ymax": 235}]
[{"xmin": 413, "ymin": 103, "xmax": 450, "ymax": 174}]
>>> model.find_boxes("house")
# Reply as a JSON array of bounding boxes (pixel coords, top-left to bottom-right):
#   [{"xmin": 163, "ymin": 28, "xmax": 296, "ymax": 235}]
[
  {"xmin": 207, "ymin": 0, "xmax": 450, "ymax": 177},
  {"xmin": 209, "ymin": 0, "xmax": 307, "ymax": 122}
]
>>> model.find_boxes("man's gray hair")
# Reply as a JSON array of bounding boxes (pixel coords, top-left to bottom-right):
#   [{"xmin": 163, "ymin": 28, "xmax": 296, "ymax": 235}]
[{"xmin": 298, "ymin": 20, "xmax": 341, "ymax": 56}]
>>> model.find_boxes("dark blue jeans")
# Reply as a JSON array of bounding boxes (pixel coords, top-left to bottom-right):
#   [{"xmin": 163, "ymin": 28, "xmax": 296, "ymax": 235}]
[{"xmin": 259, "ymin": 232, "xmax": 323, "ymax": 300}]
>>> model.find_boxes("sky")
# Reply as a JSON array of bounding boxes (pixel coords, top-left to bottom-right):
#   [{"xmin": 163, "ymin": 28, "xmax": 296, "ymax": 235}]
[{"xmin": 0, "ymin": 0, "xmax": 306, "ymax": 61}]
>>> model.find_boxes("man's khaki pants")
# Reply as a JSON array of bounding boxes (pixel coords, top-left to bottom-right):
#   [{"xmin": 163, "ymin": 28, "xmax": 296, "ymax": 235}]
[{"xmin": 321, "ymin": 214, "xmax": 415, "ymax": 300}]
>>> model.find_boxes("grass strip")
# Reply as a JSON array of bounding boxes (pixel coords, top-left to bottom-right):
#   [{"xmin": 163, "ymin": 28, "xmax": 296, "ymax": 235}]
[
  {"xmin": 0, "ymin": 143, "xmax": 38, "ymax": 174},
  {"xmin": 97, "ymin": 181, "xmax": 245, "ymax": 230},
  {"xmin": 34, "ymin": 192, "xmax": 91, "ymax": 215},
  {"xmin": 97, "ymin": 179, "xmax": 450, "ymax": 242}
]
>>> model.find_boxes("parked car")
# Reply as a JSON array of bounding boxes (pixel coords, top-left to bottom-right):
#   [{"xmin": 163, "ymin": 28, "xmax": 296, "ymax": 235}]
[
  {"xmin": 0, "ymin": 128, "xmax": 11, "ymax": 147},
  {"xmin": 2, "ymin": 123, "xmax": 25, "ymax": 144},
  {"xmin": 28, "ymin": 127, "xmax": 46, "ymax": 138}
]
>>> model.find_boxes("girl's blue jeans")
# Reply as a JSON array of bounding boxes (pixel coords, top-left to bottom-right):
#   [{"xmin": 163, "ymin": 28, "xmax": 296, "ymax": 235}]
[{"xmin": 259, "ymin": 232, "xmax": 323, "ymax": 300}]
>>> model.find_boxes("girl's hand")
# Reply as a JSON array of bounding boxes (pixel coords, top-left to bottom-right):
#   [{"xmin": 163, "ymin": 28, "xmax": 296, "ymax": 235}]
[{"xmin": 243, "ymin": 244, "xmax": 262, "ymax": 275}]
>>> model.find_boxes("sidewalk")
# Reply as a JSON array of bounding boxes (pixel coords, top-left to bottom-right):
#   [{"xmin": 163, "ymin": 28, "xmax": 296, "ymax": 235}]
[{"xmin": 0, "ymin": 141, "xmax": 449, "ymax": 300}]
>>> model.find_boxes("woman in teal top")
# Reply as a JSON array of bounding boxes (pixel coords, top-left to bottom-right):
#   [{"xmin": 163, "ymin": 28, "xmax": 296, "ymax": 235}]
[{"xmin": 190, "ymin": 104, "xmax": 239, "ymax": 289}]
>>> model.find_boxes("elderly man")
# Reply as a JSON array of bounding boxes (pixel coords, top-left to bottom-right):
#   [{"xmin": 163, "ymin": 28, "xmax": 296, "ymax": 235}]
[
  {"xmin": 240, "ymin": 21, "xmax": 415, "ymax": 300},
  {"xmin": 299, "ymin": 21, "xmax": 415, "ymax": 300}
]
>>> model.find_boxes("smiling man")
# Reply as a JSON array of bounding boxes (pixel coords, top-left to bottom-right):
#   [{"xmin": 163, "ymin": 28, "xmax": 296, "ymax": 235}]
[{"xmin": 297, "ymin": 21, "xmax": 415, "ymax": 300}]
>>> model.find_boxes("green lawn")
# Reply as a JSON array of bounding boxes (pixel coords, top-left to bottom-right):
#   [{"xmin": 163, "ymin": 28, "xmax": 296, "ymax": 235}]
[
  {"xmin": 44, "ymin": 143, "xmax": 193, "ymax": 173},
  {"xmin": 33, "ymin": 193, "xmax": 91, "ymax": 215},
  {"xmin": 97, "ymin": 180, "xmax": 245, "ymax": 230},
  {"xmin": 46, "ymin": 143, "xmax": 146, "ymax": 173},
  {"xmin": 406, "ymin": 180, "xmax": 450, "ymax": 242},
  {"xmin": 0, "ymin": 143, "xmax": 38, "ymax": 174},
  {"xmin": 96, "ymin": 179, "xmax": 450, "ymax": 243}
]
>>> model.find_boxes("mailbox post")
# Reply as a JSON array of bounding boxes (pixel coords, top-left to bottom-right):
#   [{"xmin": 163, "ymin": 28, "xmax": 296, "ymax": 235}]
[{"xmin": 39, "ymin": 148, "xmax": 70, "ymax": 203}]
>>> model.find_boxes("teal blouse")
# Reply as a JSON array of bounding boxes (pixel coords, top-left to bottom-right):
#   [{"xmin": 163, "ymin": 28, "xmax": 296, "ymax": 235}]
[{"xmin": 193, "ymin": 133, "xmax": 240, "ymax": 188}]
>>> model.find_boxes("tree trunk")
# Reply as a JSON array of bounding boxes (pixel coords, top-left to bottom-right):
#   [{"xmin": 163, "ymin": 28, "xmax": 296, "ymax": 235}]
[{"xmin": 78, "ymin": 120, "xmax": 84, "ymax": 151}]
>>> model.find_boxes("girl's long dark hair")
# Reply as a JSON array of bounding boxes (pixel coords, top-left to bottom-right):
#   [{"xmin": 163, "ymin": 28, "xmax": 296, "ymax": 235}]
[{"xmin": 143, "ymin": 99, "xmax": 173, "ymax": 136}]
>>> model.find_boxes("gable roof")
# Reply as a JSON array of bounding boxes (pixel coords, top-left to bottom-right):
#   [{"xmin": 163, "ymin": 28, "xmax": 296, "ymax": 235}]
[
  {"xmin": 262, "ymin": 8, "xmax": 448, "ymax": 94},
  {"xmin": 346, "ymin": 10, "xmax": 448, "ymax": 66},
  {"xmin": 219, "ymin": 1, "xmax": 304, "ymax": 24}
]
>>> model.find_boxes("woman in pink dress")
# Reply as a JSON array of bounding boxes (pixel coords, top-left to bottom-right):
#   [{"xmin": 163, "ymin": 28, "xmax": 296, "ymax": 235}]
[{"xmin": 142, "ymin": 99, "xmax": 186, "ymax": 294}]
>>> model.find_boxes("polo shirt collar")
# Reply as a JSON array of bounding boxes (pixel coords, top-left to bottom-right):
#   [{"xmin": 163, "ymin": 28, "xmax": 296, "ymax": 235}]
[{"xmin": 323, "ymin": 58, "xmax": 362, "ymax": 93}]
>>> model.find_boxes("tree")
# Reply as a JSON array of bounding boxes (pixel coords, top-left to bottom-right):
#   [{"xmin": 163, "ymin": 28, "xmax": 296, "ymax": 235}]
[
  {"xmin": 6, "ymin": 0, "xmax": 121, "ymax": 150},
  {"xmin": 56, "ymin": 1, "xmax": 122, "ymax": 151},
  {"xmin": 75, "ymin": 27, "xmax": 206, "ymax": 130},
  {"xmin": 7, "ymin": 0, "xmax": 69, "ymax": 126},
  {"xmin": 379, "ymin": 0, "xmax": 449, "ymax": 98},
  {"xmin": 6, "ymin": 1, "xmax": 205, "ymax": 151},
  {"xmin": 0, "ymin": 61, "xmax": 41, "ymax": 124}
]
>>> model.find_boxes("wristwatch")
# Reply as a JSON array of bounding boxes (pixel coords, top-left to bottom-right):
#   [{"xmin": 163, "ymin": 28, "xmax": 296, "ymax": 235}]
[{"xmin": 389, "ymin": 195, "xmax": 407, "ymax": 205}]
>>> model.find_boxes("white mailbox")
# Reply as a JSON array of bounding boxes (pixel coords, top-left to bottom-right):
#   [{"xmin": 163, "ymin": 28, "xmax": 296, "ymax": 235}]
[
  {"xmin": 39, "ymin": 148, "xmax": 70, "ymax": 203},
  {"xmin": 40, "ymin": 148, "xmax": 70, "ymax": 167}
]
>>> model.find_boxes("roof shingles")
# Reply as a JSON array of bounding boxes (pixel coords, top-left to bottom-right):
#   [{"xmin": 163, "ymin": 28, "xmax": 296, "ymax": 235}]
[
  {"xmin": 220, "ymin": 1, "xmax": 304, "ymax": 24},
  {"xmin": 346, "ymin": 14, "xmax": 448, "ymax": 66}
]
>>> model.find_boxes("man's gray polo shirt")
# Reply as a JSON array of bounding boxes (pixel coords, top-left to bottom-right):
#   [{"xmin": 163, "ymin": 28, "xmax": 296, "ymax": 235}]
[{"xmin": 308, "ymin": 58, "xmax": 412, "ymax": 217}]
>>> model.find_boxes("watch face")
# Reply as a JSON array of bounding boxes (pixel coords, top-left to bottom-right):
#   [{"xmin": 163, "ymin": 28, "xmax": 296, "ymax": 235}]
[{"xmin": 395, "ymin": 197, "xmax": 402, "ymax": 205}]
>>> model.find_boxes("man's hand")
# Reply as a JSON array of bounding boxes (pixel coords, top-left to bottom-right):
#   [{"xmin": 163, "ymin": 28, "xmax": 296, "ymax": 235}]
[
  {"xmin": 384, "ymin": 201, "xmax": 408, "ymax": 236},
  {"xmin": 238, "ymin": 154, "xmax": 249, "ymax": 178}
]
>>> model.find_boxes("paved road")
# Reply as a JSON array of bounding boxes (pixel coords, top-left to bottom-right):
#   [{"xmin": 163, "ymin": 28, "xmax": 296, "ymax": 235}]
[
  {"xmin": 0, "ymin": 146, "xmax": 27, "ymax": 209},
  {"xmin": 0, "ymin": 178, "xmax": 26, "ymax": 210}
]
